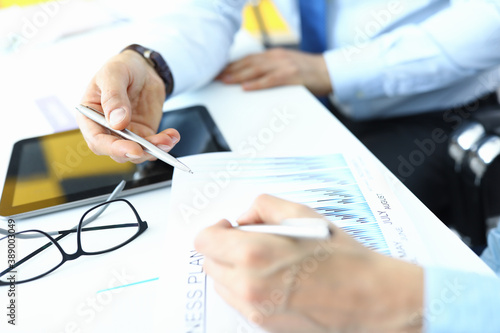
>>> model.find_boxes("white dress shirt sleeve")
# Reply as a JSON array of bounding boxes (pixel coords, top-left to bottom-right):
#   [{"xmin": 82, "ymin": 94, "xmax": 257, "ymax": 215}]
[{"xmin": 131, "ymin": 0, "xmax": 247, "ymax": 96}]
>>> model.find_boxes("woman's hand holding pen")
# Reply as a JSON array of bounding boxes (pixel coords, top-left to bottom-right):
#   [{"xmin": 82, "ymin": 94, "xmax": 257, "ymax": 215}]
[
  {"xmin": 195, "ymin": 194, "xmax": 424, "ymax": 333},
  {"xmin": 77, "ymin": 50, "xmax": 180, "ymax": 164}
]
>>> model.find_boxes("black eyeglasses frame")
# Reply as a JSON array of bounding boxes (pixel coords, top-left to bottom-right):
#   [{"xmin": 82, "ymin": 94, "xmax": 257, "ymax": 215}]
[{"xmin": 0, "ymin": 198, "xmax": 148, "ymax": 286}]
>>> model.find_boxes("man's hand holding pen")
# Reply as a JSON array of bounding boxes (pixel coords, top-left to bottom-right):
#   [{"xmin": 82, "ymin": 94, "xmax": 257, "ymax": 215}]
[
  {"xmin": 77, "ymin": 49, "xmax": 180, "ymax": 164},
  {"xmin": 195, "ymin": 194, "xmax": 424, "ymax": 333}
]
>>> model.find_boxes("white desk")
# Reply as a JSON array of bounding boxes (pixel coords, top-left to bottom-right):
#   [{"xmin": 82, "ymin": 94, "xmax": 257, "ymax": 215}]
[{"xmin": 0, "ymin": 14, "xmax": 495, "ymax": 333}]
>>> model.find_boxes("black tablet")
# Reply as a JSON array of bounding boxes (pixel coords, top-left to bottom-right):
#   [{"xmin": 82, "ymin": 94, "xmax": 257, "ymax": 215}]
[{"xmin": 0, "ymin": 105, "xmax": 230, "ymax": 219}]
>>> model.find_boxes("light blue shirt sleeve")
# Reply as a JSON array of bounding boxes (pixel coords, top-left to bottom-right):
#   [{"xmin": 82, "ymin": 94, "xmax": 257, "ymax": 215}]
[
  {"xmin": 424, "ymin": 267, "xmax": 500, "ymax": 332},
  {"xmin": 325, "ymin": 0, "xmax": 500, "ymax": 119},
  {"xmin": 480, "ymin": 226, "xmax": 500, "ymax": 275},
  {"xmin": 423, "ymin": 225, "xmax": 500, "ymax": 332}
]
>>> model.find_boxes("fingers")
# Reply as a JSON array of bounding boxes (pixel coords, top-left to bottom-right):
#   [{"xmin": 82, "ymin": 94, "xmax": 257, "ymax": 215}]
[
  {"xmin": 218, "ymin": 53, "xmax": 274, "ymax": 84},
  {"xmin": 218, "ymin": 51, "xmax": 301, "ymax": 91},
  {"xmin": 212, "ymin": 278, "xmax": 324, "ymax": 333},
  {"xmin": 211, "ymin": 280, "xmax": 261, "ymax": 325},
  {"xmin": 218, "ymin": 49, "xmax": 333, "ymax": 96},
  {"xmin": 105, "ymin": 128, "xmax": 180, "ymax": 164},
  {"xmin": 194, "ymin": 219, "xmax": 247, "ymax": 266},
  {"xmin": 240, "ymin": 73, "xmax": 291, "ymax": 91},
  {"xmin": 77, "ymin": 108, "xmax": 180, "ymax": 163},
  {"xmin": 78, "ymin": 51, "xmax": 179, "ymax": 164},
  {"xmin": 203, "ymin": 257, "xmax": 235, "ymax": 286},
  {"xmin": 78, "ymin": 56, "xmax": 134, "ymax": 159},
  {"xmin": 217, "ymin": 54, "xmax": 253, "ymax": 80},
  {"xmin": 194, "ymin": 219, "xmax": 233, "ymax": 252},
  {"xmin": 76, "ymin": 107, "xmax": 123, "ymax": 158},
  {"xmin": 145, "ymin": 128, "xmax": 180, "ymax": 152},
  {"xmin": 96, "ymin": 61, "xmax": 133, "ymax": 130},
  {"xmin": 76, "ymin": 114, "xmax": 146, "ymax": 163},
  {"xmin": 195, "ymin": 218, "xmax": 292, "ymax": 267},
  {"xmin": 204, "ymin": 261, "xmax": 273, "ymax": 326},
  {"xmin": 237, "ymin": 194, "xmax": 323, "ymax": 226}
]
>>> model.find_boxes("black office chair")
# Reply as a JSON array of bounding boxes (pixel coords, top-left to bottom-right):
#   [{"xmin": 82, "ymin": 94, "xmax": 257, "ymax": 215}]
[{"xmin": 448, "ymin": 104, "xmax": 500, "ymax": 252}]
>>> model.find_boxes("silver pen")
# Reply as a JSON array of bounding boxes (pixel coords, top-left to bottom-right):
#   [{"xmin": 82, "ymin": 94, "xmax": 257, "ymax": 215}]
[
  {"xmin": 237, "ymin": 218, "xmax": 332, "ymax": 239},
  {"xmin": 76, "ymin": 104, "xmax": 193, "ymax": 174}
]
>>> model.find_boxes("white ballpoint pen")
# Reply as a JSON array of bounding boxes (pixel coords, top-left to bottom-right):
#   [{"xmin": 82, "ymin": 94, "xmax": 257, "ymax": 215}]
[
  {"xmin": 76, "ymin": 104, "xmax": 193, "ymax": 174},
  {"xmin": 237, "ymin": 218, "xmax": 333, "ymax": 239}
]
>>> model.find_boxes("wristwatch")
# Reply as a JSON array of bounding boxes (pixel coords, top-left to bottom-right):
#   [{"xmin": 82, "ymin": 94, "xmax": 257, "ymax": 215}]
[{"xmin": 122, "ymin": 44, "xmax": 174, "ymax": 98}]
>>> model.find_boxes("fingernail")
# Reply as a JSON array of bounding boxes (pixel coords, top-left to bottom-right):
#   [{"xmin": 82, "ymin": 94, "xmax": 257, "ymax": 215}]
[
  {"xmin": 109, "ymin": 108, "xmax": 126, "ymax": 126},
  {"xmin": 171, "ymin": 136, "xmax": 179, "ymax": 144},
  {"xmin": 157, "ymin": 144, "xmax": 172, "ymax": 152},
  {"xmin": 237, "ymin": 210, "xmax": 251, "ymax": 222},
  {"xmin": 125, "ymin": 153, "xmax": 142, "ymax": 159}
]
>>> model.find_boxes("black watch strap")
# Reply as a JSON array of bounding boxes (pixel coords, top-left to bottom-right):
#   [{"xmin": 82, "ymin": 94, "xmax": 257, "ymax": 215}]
[{"xmin": 122, "ymin": 44, "xmax": 174, "ymax": 98}]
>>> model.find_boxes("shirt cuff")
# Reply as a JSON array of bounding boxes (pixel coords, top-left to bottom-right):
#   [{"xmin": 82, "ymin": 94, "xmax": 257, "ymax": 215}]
[
  {"xmin": 324, "ymin": 41, "xmax": 387, "ymax": 104},
  {"xmin": 481, "ymin": 226, "xmax": 500, "ymax": 277},
  {"xmin": 424, "ymin": 266, "xmax": 500, "ymax": 333}
]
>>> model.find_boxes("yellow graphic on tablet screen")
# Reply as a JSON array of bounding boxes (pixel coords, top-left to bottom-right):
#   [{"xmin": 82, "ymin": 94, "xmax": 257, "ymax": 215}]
[{"xmin": 11, "ymin": 131, "xmax": 134, "ymax": 207}]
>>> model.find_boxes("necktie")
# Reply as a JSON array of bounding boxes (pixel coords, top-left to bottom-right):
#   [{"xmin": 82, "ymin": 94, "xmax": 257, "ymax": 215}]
[{"xmin": 298, "ymin": 0, "xmax": 327, "ymax": 53}]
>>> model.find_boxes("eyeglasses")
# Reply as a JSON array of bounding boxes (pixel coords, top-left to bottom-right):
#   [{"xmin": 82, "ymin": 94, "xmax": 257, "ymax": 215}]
[{"xmin": 0, "ymin": 198, "xmax": 148, "ymax": 285}]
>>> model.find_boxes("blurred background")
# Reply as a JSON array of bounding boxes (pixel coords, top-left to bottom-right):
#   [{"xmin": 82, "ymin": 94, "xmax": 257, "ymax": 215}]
[{"xmin": 0, "ymin": 0, "xmax": 296, "ymax": 56}]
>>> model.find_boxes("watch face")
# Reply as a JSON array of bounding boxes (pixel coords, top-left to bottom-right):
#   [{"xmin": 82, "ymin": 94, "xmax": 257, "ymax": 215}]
[{"xmin": 143, "ymin": 51, "xmax": 156, "ymax": 68}]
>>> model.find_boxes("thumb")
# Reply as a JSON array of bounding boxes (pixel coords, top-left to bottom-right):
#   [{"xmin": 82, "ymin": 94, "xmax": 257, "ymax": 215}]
[
  {"xmin": 237, "ymin": 194, "xmax": 323, "ymax": 226},
  {"xmin": 99, "ymin": 69, "xmax": 132, "ymax": 130},
  {"xmin": 194, "ymin": 219, "xmax": 233, "ymax": 254}
]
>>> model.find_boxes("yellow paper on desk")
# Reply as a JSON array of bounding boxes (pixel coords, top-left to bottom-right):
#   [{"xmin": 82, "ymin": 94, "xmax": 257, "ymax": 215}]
[{"xmin": 0, "ymin": 0, "xmax": 50, "ymax": 8}]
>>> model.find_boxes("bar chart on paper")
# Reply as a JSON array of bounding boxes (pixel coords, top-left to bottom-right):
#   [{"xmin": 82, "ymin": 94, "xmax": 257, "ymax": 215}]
[
  {"xmin": 238, "ymin": 154, "xmax": 393, "ymax": 256},
  {"xmin": 172, "ymin": 152, "xmax": 428, "ymax": 263}
]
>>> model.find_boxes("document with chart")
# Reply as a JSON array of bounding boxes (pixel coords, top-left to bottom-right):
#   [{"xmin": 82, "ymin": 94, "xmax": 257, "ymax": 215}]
[{"xmin": 156, "ymin": 152, "xmax": 429, "ymax": 333}]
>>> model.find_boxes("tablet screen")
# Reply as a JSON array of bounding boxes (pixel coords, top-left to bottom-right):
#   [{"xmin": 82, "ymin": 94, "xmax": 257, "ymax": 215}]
[{"xmin": 0, "ymin": 105, "xmax": 230, "ymax": 219}]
